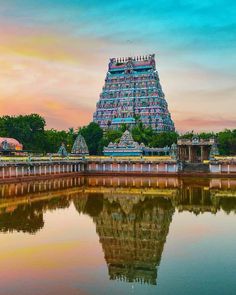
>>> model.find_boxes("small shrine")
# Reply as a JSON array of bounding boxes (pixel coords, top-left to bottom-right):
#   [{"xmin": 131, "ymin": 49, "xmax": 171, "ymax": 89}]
[
  {"xmin": 58, "ymin": 143, "xmax": 68, "ymax": 157},
  {"xmin": 170, "ymin": 143, "xmax": 178, "ymax": 160},
  {"xmin": 177, "ymin": 136, "xmax": 218, "ymax": 162},
  {"xmin": 71, "ymin": 134, "xmax": 89, "ymax": 156},
  {"xmin": 103, "ymin": 130, "xmax": 144, "ymax": 156},
  {"xmin": 0, "ymin": 137, "xmax": 23, "ymax": 155}
]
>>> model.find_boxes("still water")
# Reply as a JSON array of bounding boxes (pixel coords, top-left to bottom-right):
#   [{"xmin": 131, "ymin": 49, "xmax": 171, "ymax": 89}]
[{"xmin": 0, "ymin": 176, "xmax": 235, "ymax": 295}]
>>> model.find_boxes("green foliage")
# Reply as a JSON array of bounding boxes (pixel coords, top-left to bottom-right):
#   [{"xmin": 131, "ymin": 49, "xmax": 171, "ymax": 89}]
[
  {"xmin": 44, "ymin": 129, "xmax": 74, "ymax": 153},
  {"xmin": 132, "ymin": 122, "xmax": 154, "ymax": 145},
  {"xmin": 150, "ymin": 131, "xmax": 178, "ymax": 147},
  {"xmin": 78, "ymin": 122, "xmax": 103, "ymax": 155},
  {"xmin": 0, "ymin": 114, "xmax": 46, "ymax": 152},
  {"xmin": 179, "ymin": 130, "xmax": 236, "ymax": 155},
  {"xmin": 0, "ymin": 114, "xmax": 235, "ymax": 156},
  {"xmin": 179, "ymin": 131, "xmax": 194, "ymax": 139},
  {"xmin": 217, "ymin": 129, "xmax": 236, "ymax": 155},
  {"xmin": 98, "ymin": 129, "xmax": 123, "ymax": 154}
]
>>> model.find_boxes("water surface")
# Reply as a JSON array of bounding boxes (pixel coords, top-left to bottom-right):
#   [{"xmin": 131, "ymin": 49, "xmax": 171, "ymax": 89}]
[{"xmin": 0, "ymin": 176, "xmax": 235, "ymax": 295}]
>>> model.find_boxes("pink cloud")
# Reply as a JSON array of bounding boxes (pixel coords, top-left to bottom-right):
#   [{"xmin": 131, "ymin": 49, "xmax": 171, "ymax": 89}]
[
  {"xmin": 0, "ymin": 20, "xmax": 235, "ymax": 132},
  {"xmin": 174, "ymin": 115, "xmax": 236, "ymax": 133}
]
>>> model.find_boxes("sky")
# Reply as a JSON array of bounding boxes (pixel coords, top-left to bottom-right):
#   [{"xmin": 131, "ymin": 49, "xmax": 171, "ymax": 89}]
[{"xmin": 0, "ymin": 0, "xmax": 235, "ymax": 132}]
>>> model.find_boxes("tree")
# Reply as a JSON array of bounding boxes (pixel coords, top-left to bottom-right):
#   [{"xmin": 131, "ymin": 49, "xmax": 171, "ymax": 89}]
[
  {"xmin": 44, "ymin": 129, "xmax": 74, "ymax": 153},
  {"xmin": 98, "ymin": 129, "xmax": 123, "ymax": 154},
  {"xmin": 132, "ymin": 122, "xmax": 154, "ymax": 145},
  {"xmin": 217, "ymin": 129, "xmax": 236, "ymax": 155},
  {"xmin": 0, "ymin": 114, "xmax": 46, "ymax": 152},
  {"xmin": 78, "ymin": 122, "xmax": 103, "ymax": 155},
  {"xmin": 150, "ymin": 131, "xmax": 178, "ymax": 147}
]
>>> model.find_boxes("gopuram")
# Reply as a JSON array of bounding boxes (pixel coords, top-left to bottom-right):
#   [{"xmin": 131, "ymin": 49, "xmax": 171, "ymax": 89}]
[
  {"xmin": 71, "ymin": 134, "xmax": 89, "ymax": 156},
  {"xmin": 77, "ymin": 194, "xmax": 175, "ymax": 285},
  {"xmin": 93, "ymin": 54, "xmax": 175, "ymax": 131},
  {"xmin": 103, "ymin": 130, "xmax": 173, "ymax": 157},
  {"xmin": 103, "ymin": 130, "xmax": 144, "ymax": 156}
]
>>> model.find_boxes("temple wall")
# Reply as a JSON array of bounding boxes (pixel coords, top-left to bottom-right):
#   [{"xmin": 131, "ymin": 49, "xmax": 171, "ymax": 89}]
[
  {"xmin": 0, "ymin": 161, "xmax": 86, "ymax": 181},
  {"xmin": 86, "ymin": 160, "xmax": 178, "ymax": 175},
  {"xmin": 0, "ymin": 159, "xmax": 235, "ymax": 181},
  {"xmin": 209, "ymin": 162, "xmax": 236, "ymax": 174}
]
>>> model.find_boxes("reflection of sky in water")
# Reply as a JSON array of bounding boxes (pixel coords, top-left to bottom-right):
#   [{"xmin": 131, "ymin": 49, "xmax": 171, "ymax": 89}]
[{"xmin": 0, "ymin": 177, "xmax": 235, "ymax": 294}]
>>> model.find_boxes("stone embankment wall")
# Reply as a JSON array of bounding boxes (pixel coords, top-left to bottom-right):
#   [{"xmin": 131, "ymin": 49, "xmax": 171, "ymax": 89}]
[
  {"xmin": 86, "ymin": 159, "xmax": 178, "ymax": 174},
  {"xmin": 0, "ymin": 158, "xmax": 235, "ymax": 182},
  {"xmin": 0, "ymin": 161, "xmax": 86, "ymax": 181},
  {"xmin": 209, "ymin": 161, "xmax": 236, "ymax": 174}
]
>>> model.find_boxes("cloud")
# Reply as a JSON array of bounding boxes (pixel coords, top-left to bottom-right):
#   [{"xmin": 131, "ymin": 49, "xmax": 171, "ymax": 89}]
[
  {"xmin": 175, "ymin": 115, "xmax": 236, "ymax": 133},
  {"xmin": 0, "ymin": 1, "xmax": 235, "ymax": 131}
]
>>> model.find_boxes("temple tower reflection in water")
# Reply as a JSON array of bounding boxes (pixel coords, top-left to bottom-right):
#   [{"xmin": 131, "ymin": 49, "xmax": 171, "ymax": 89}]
[
  {"xmin": 81, "ymin": 194, "xmax": 175, "ymax": 285},
  {"xmin": 0, "ymin": 176, "xmax": 236, "ymax": 286}
]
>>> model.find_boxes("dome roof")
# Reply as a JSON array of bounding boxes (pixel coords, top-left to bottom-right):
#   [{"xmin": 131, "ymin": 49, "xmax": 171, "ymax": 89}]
[{"xmin": 0, "ymin": 137, "xmax": 23, "ymax": 150}]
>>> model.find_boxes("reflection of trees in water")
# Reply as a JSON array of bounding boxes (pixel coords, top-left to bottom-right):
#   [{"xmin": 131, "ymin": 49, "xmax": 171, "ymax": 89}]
[
  {"xmin": 0, "ymin": 203, "xmax": 44, "ymax": 234},
  {"xmin": 74, "ymin": 194, "xmax": 174, "ymax": 285},
  {"xmin": 0, "ymin": 178, "xmax": 235, "ymax": 286},
  {"xmin": 219, "ymin": 198, "xmax": 236, "ymax": 214},
  {"xmin": 0, "ymin": 196, "xmax": 71, "ymax": 234},
  {"xmin": 0, "ymin": 175, "xmax": 236, "ymax": 239}
]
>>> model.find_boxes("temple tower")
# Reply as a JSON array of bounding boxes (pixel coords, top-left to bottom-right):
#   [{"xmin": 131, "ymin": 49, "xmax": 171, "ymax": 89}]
[
  {"xmin": 71, "ymin": 134, "xmax": 89, "ymax": 156},
  {"xmin": 93, "ymin": 54, "xmax": 175, "ymax": 132}
]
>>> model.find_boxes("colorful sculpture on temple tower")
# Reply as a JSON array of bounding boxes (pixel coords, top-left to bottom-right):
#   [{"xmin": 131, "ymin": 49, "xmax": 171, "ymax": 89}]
[{"xmin": 93, "ymin": 54, "xmax": 175, "ymax": 132}]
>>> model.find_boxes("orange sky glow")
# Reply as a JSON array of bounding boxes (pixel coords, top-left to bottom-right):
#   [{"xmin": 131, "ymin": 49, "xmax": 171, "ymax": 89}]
[{"xmin": 0, "ymin": 2, "xmax": 235, "ymax": 132}]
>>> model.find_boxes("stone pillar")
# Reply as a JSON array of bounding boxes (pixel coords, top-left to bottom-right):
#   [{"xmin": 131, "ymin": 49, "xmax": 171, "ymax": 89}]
[
  {"xmin": 165, "ymin": 163, "xmax": 167, "ymax": 172},
  {"xmin": 200, "ymin": 146, "xmax": 204, "ymax": 162},
  {"xmin": 188, "ymin": 146, "xmax": 192, "ymax": 162}
]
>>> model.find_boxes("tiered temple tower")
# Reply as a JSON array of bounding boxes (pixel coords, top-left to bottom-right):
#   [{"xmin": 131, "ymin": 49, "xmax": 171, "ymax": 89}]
[{"xmin": 93, "ymin": 54, "xmax": 175, "ymax": 132}]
